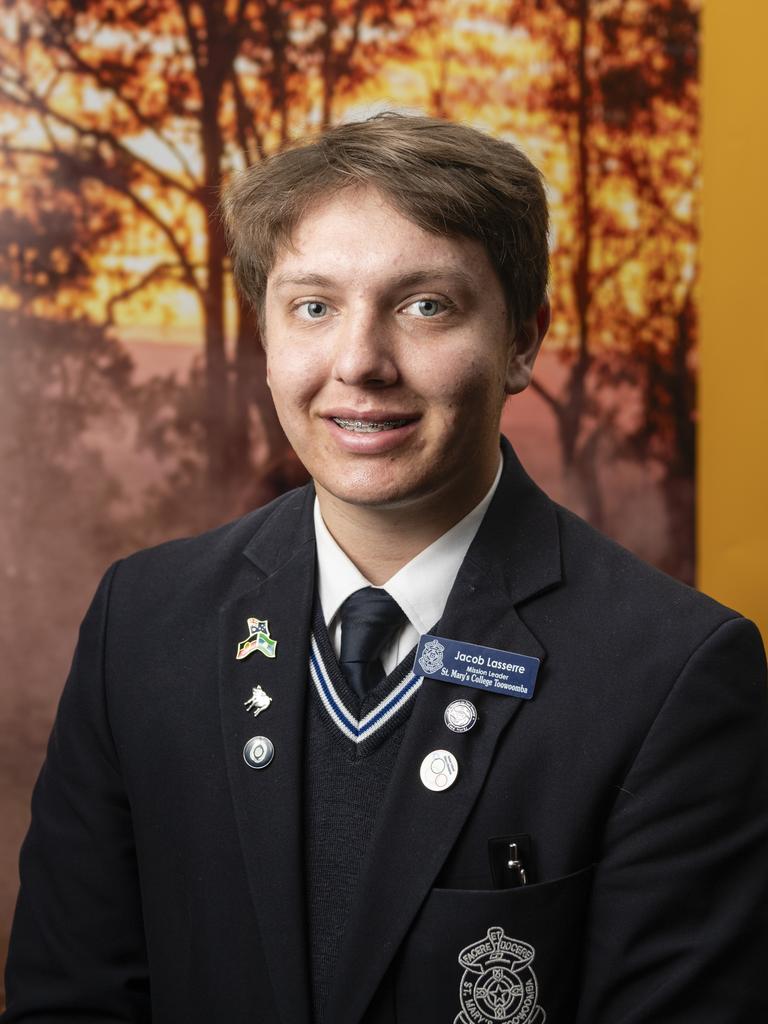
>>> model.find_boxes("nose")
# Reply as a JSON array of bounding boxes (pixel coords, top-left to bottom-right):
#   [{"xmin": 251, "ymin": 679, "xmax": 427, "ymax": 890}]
[{"xmin": 330, "ymin": 308, "xmax": 399, "ymax": 387}]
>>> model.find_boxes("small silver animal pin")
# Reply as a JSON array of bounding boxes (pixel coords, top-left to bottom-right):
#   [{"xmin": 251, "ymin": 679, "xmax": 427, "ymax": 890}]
[{"xmin": 243, "ymin": 685, "xmax": 273, "ymax": 718}]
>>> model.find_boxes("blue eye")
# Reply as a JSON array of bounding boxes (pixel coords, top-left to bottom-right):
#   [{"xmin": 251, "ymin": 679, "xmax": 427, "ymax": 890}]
[
  {"xmin": 402, "ymin": 298, "xmax": 447, "ymax": 318},
  {"xmin": 304, "ymin": 301, "xmax": 327, "ymax": 318},
  {"xmin": 416, "ymin": 299, "xmax": 441, "ymax": 317}
]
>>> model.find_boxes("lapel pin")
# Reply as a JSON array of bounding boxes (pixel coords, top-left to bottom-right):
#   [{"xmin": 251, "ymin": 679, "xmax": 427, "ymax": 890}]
[
  {"xmin": 420, "ymin": 749, "xmax": 459, "ymax": 792},
  {"xmin": 236, "ymin": 617, "xmax": 277, "ymax": 661},
  {"xmin": 444, "ymin": 699, "xmax": 477, "ymax": 733},
  {"xmin": 244, "ymin": 685, "xmax": 273, "ymax": 718},
  {"xmin": 243, "ymin": 735, "xmax": 275, "ymax": 770}
]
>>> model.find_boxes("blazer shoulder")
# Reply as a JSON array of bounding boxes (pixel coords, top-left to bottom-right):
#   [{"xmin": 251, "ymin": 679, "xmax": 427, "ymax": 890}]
[
  {"xmin": 552, "ymin": 502, "xmax": 749, "ymax": 641},
  {"xmin": 110, "ymin": 483, "xmax": 313, "ymax": 605}
]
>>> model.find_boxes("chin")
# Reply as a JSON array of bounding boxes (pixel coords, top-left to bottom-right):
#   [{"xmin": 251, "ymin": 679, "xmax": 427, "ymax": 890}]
[
  {"xmin": 327, "ymin": 485, "xmax": 414, "ymax": 509},
  {"xmin": 318, "ymin": 471, "xmax": 429, "ymax": 510}
]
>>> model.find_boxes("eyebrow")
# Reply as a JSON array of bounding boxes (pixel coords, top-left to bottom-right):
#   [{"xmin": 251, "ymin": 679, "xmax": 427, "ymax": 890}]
[{"xmin": 270, "ymin": 267, "xmax": 478, "ymax": 292}]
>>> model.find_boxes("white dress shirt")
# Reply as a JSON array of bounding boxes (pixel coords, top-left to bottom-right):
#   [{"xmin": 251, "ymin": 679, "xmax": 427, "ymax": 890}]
[{"xmin": 313, "ymin": 458, "xmax": 502, "ymax": 675}]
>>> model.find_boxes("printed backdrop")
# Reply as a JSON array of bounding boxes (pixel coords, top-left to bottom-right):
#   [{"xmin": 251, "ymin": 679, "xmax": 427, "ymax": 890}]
[{"xmin": 0, "ymin": 0, "xmax": 700, "ymax": 999}]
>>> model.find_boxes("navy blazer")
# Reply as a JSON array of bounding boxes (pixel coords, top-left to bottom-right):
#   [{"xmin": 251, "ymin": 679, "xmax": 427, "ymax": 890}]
[{"xmin": 4, "ymin": 441, "xmax": 768, "ymax": 1023}]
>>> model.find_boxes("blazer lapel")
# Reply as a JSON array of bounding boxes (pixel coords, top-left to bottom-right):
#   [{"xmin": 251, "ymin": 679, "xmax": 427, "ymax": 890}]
[
  {"xmin": 218, "ymin": 486, "xmax": 316, "ymax": 1024},
  {"xmin": 322, "ymin": 441, "xmax": 563, "ymax": 1024}
]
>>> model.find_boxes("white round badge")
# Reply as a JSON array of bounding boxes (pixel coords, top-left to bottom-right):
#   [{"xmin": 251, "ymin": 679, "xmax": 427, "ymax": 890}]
[
  {"xmin": 420, "ymin": 749, "xmax": 459, "ymax": 792},
  {"xmin": 444, "ymin": 699, "xmax": 478, "ymax": 733}
]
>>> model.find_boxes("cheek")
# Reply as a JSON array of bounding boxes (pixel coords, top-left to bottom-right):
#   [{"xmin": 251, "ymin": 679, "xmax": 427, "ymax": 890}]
[
  {"xmin": 265, "ymin": 350, "xmax": 319, "ymax": 411},
  {"xmin": 428, "ymin": 356, "xmax": 507, "ymax": 416}
]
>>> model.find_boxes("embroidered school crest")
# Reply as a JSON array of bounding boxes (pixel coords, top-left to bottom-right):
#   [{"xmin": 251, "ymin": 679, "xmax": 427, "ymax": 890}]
[
  {"xmin": 418, "ymin": 638, "xmax": 445, "ymax": 675},
  {"xmin": 454, "ymin": 927, "xmax": 545, "ymax": 1024}
]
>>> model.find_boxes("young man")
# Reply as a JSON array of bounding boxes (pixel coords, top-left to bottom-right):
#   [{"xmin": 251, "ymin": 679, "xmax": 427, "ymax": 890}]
[{"xmin": 4, "ymin": 114, "xmax": 767, "ymax": 1023}]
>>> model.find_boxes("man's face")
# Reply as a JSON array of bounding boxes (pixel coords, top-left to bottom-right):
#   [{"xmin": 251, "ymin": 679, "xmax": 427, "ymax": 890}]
[{"xmin": 263, "ymin": 186, "xmax": 544, "ymax": 516}]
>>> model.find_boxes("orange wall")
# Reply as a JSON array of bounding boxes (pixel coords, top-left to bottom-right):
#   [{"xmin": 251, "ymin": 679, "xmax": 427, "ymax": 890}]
[{"xmin": 699, "ymin": 0, "xmax": 768, "ymax": 638}]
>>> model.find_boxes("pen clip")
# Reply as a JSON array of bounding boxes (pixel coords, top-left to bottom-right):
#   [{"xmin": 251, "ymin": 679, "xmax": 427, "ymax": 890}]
[
  {"xmin": 506, "ymin": 842, "xmax": 528, "ymax": 886},
  {"xmin": 488, "ymin": 834, "xmax": 534, "ymax": 889}
]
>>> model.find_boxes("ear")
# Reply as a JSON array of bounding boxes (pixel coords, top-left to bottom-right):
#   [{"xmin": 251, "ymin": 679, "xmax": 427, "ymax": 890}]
[{"xmin": 505, "ymin": 300, "xmax": 551, "ymax": 395}]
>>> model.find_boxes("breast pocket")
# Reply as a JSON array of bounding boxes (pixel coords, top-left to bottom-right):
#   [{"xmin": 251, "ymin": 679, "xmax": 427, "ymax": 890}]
[{"xmin": 394, "ymin": 864, "xmax": 594, "ymax": 1024}]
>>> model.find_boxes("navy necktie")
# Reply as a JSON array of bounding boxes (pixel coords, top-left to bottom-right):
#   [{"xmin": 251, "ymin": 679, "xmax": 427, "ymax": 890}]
[{"xmin": 338, "ymin": 587, "xmax": 406, "ymax": 703}]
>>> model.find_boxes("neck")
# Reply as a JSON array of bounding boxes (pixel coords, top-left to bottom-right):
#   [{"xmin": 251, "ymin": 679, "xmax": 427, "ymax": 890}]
[{"xmin": 315, "ymin": 467, "xmax": 498, "ymax": 585}]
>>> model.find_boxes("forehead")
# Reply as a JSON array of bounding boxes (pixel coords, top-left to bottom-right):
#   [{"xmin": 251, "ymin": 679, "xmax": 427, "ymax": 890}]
[{"xmin": 267, "ymin": 186, "xmax": 496, "ymax": 290}]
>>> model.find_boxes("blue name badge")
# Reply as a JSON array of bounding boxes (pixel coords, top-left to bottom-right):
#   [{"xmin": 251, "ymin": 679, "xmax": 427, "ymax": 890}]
[{"xmin": 414, "ymin": 634, "xmax": 540, "ymax": 700}]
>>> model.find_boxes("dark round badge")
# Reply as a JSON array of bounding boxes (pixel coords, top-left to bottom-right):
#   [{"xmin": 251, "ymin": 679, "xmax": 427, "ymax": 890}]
[
  {"xmin": 444, "ymin": 699, "xmax": 478, "ymax": 733},
  {"xmin": 243, "ymin": 735, "xmax": 274, "ymax": 769}
]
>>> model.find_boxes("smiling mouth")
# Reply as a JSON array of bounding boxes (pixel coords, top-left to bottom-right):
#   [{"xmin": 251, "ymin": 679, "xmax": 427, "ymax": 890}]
[{"xmin": 332, "ymin": 417, "xmax": 412, "ymax": 433}]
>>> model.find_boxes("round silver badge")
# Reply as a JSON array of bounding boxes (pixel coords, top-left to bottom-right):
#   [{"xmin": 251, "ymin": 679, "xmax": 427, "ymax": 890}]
[
  {"xmin": 444, "ymin": 699, "xmax": 478, "ymax": 733},
  {"xmin": 419, "ymin": 749, "xmax": 459, "ymax": 792},
  {"xmin": 243, "ymin": 735, "xmax": 275, "ymax": 769}
]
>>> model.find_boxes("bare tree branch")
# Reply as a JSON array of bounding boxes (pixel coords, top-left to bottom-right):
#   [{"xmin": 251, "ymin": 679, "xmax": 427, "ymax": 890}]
[
  {"xmin": 529, "ymin": 377, "xmax": 562, "ymax": 412},
  {"xmin": 590, "ymin": 211, "xmax": 667, "ymax": 293},
  {"xmin": 1, "ymin": 141, "xmax": 202, "ymax": 297},
  {"xmin": 0, "ymin": 72, "xmax": 199, "ymax": 200},
  {"xmin": 341, "ymin": 0, "xmax": 367, "ymax": 76},
  {"xmin": 44, "ymin": 17, "xmax": 198, "ymax": 185},
  {"xmin": 178, "ymin": 0, "xmax": 204, "ymax": 78},
  {"xmin": 624, "ymin": 147, "xmax": 695, "ymax": 233},
  {"xmin": 231, "ymin": 70, "xmax": 265, "ymax": 163},
  {"xmin": 104, "ymin": 261, "xmax": 183, "ymax": 326},
  {"xmin": 262, "ymin": 0, "xmax": 289, "ymax": 143}
]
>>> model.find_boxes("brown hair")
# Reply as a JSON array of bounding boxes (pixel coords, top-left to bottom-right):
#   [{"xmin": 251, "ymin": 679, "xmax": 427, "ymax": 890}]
[{"xmin": 221, "ymin": 112, "xmax": 549, "ymax": 329}]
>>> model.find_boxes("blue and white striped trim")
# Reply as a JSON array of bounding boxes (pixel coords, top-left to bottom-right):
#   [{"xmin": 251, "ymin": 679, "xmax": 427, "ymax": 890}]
[{"xmin": 309, "ymin": 633, "xmax": 423, "ymax": 744}]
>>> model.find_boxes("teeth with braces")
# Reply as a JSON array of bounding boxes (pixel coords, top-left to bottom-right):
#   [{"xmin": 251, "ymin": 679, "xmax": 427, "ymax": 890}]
[{"xmin": 333, "ymin": 418, "xmax": 409, "ymax": 432}]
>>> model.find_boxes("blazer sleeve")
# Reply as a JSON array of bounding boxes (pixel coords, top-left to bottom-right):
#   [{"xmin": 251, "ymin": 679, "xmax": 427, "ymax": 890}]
[
  {"xmin": 575, "ymin": 615, "xmax": 768, "ymax": 1024},
  {"xmin": 2, "ymin": 563, "xmax": 151, "ymax": 1022}
]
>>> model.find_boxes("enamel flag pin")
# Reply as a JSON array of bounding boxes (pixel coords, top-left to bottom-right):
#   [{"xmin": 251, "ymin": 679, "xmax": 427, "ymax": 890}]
[
  {"xmin": 236, "ymin": 618, "xmax": 277, "ymax": 661},
  {"xmin": 244, "ymin": 685, "xmax": 272, "ymax": 718}
]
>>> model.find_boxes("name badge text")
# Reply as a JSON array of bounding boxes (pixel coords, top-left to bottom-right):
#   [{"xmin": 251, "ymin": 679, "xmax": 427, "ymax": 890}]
[{"xmin": 414, "ymin": 634, "xmax": 540, "ymax": 700}]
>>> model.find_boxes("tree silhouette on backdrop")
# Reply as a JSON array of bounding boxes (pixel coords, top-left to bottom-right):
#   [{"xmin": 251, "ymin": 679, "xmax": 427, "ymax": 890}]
[
  {"xmin": 501, "ymin": 0, "xmax": 699, "ymax": 578},
  {"xmin": 0, "ymin": 0, "xmax": 699, "ymax": 567},
  {"xmin": 0, "ymin": 165, "xmax": 132, "ymax": 701},
  {"xmin": 1, "ymin": 0, "xmax": 432, "ymax": 526}
]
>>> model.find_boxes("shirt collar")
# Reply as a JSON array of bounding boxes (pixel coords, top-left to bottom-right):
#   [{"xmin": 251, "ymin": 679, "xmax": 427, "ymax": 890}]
[
  {"xmin": 313, "ymin": 504, "xmax": 370, "ymax": 628},
  {"xmin": 313, "ymin": 456, "xmax": 503, "ymax": 636}
]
